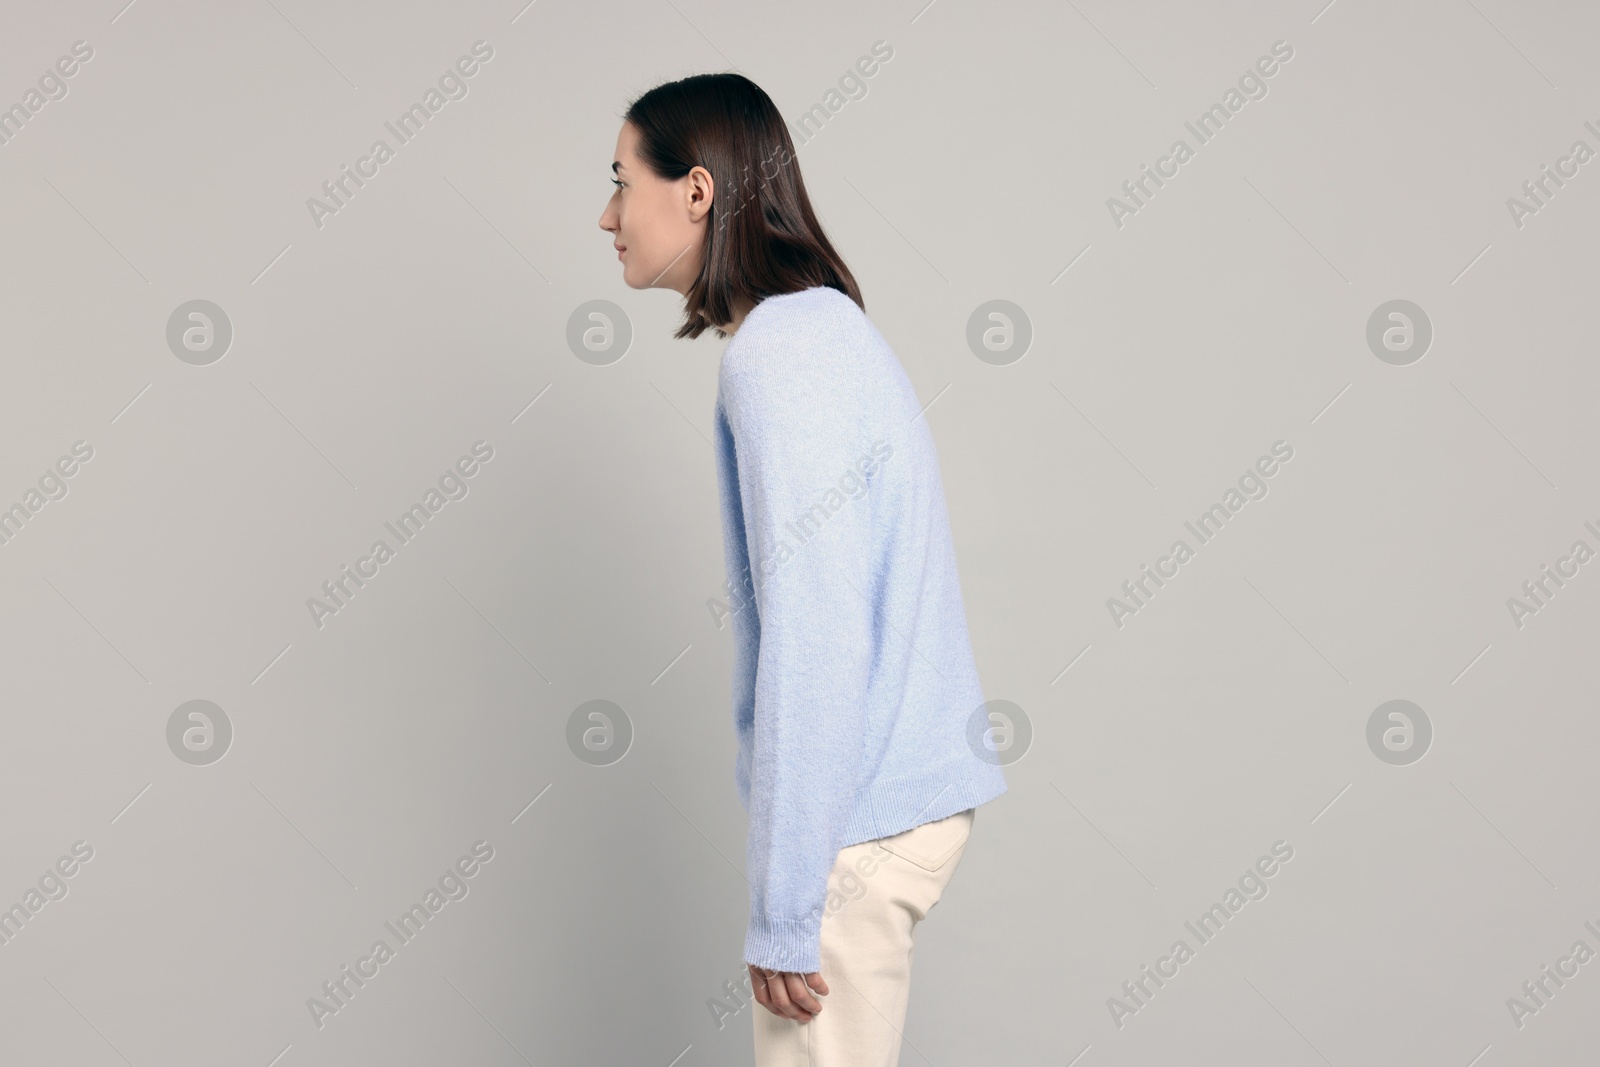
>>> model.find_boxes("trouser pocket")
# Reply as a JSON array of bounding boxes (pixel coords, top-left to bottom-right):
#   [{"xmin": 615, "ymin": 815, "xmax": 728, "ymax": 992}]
[{"xmin": 878, "ymin": 808, "xmax": 974, "ymax": 873}]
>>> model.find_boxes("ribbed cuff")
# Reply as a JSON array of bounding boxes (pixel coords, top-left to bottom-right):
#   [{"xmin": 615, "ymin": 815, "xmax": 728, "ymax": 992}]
[{"xmin": 744, "ymin": 915, "xmax": 823, "ymax": 973}]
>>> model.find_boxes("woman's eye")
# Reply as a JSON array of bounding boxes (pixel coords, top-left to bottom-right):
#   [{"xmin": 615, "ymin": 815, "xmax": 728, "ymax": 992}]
[{"xmin": 611, "ymin": 178, "xmax": 624, "ymax": 190}]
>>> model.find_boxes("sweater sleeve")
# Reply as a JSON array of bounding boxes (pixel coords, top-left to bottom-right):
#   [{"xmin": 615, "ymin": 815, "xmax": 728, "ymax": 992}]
[{"xmin": 720, "ymin": 355, "xmax": 875, "ymax": 974}]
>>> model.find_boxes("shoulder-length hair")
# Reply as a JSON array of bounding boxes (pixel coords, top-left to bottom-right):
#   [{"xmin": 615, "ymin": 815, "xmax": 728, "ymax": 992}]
[{"xmin": 621, "ymin": 72, "xmax": 863, "ymax": 340}]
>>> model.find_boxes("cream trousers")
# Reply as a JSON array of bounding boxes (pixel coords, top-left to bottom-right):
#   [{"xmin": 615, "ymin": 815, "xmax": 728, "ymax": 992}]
[{"xmin": 753, "ymin": 806, "xmax": 976, "ymax": 1067}]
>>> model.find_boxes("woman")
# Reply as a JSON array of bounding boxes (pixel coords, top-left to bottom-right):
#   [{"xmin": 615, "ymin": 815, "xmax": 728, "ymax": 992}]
[{"xmin": 598, "ymin": 73, "xmax": 1007, "ymax": 1066}]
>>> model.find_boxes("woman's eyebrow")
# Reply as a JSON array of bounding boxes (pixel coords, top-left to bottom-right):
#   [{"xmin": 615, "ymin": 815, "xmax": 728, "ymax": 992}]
[{"xmin": 612, "ymin": 161, "xmax": 625, "ymax": 174}]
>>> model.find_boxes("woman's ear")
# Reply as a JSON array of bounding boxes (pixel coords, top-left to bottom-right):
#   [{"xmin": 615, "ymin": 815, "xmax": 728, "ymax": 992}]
[{"xmin": 686, "ymin": 166, "xmax": 716, "ymax": 222}]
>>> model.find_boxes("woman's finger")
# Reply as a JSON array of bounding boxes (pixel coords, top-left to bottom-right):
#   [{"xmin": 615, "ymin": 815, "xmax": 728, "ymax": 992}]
[
  {"xmin": 781, "ymin": 972, "xmax": 824, "ymax": 1018},
  {"xmin": 763, "ymin": 970, "xmax": 807, "ymax": 1021},
  {"xmin": 747, "ymin": 965, "xmax": 775, "ymax": 1014}
]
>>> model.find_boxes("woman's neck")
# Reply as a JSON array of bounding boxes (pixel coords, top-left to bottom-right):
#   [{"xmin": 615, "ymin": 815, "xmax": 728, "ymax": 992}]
[{"xmin": 724, "ymin": 298, "xmax": 754, "ymax": 336}]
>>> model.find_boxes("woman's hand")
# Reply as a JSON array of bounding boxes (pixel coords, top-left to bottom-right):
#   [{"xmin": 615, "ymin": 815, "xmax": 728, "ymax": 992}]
[{"xmin": 748, "ymin": 964, "xmax": 829, "ymax": 1022}]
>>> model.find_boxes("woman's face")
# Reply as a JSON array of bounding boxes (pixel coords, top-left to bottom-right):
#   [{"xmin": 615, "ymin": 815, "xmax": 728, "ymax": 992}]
[{"xmin": 599, "ymin": 121, "xmax": 711, "ymax": 294}]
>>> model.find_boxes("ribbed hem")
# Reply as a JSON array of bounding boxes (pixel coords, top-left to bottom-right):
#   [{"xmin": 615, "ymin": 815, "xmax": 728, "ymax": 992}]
[
  {"xmin": 837, "ymin": 758, "xmax": 1008, "ymax": 851},
  {"xmin": 742, "ymin": 758, "xmax": 1008, "ymax": 972},
  {"xmin": 744, "ymin": 916, "xmax": 825, "ymax": 973}
]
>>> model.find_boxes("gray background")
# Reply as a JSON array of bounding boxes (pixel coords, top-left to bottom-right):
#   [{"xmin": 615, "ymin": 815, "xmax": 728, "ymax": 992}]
[{"xmin": 1, "ymin": 0, "xmax": 1596, "ymax": 1064}]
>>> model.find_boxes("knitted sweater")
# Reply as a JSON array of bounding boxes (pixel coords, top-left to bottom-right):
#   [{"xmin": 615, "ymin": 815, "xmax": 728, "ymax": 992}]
[{"xmin": 711, "ymin": 284, "xmax": 1008, "ymax": 974}]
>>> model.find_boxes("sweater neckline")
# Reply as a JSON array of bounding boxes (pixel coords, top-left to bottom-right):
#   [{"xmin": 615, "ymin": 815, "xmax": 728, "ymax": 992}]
[{"xmin": 734, "ymin": 285, "xmax": 836, "ymax": 339}]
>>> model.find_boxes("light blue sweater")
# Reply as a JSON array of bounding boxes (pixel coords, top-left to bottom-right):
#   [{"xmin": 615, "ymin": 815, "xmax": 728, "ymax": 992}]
[{"xmin": 712, "ymin": 284, "xmax": 1008, "ymax": 973}]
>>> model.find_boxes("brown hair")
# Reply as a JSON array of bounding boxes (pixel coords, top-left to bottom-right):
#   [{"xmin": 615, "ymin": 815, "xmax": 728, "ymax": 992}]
[{"xmin": 621, "ymin": 72, "xmax": 863, "ymax": 340}]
